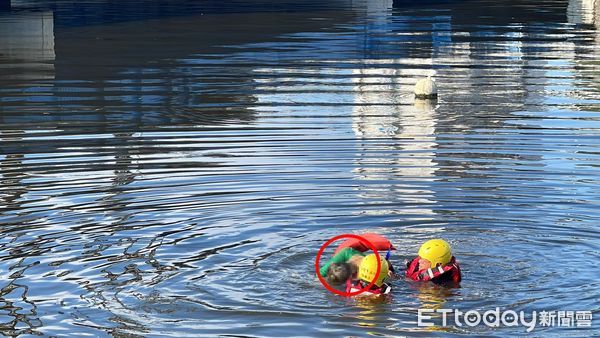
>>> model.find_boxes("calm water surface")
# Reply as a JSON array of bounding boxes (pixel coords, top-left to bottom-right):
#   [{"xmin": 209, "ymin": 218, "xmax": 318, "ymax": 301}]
[{"xmin": 1, "ymin": 0, "xmax": 599, "ymax": 336}]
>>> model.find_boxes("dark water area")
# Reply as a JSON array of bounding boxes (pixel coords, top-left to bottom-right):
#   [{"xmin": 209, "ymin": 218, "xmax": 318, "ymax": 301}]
[{"xmin": 1, "ymin": 0, "xmax": 599, "ymax": 336}]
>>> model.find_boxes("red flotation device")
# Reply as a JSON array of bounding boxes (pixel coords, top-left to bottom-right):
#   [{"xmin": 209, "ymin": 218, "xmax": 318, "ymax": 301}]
[
  {"xmin": 334, "ymin": 233, "xmax": 395, "ymax": 254},
  {"xmin": 405, "ymin": 256, "xmax": 462, "ymax": 284}
]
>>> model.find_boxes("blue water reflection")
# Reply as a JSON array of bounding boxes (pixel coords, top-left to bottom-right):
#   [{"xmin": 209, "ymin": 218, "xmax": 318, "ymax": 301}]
[{"xmin": 1, "ymin": 0, "xmax": 599, "ymax": 336}]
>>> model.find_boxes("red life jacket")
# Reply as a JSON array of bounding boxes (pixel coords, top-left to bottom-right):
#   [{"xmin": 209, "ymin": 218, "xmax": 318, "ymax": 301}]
[
  {"xmin": 405, "ymin": 256, "xmax": 461, "ymax": 284},
  {"xmin": 345, "ymin": 279, "xmax": 392, "ymax": 296}
]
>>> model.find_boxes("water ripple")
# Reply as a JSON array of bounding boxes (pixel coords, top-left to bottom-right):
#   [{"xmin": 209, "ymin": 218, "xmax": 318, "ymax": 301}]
[{"xmin": 1, "ymin": 0, "xmax": 600, "ymax": 336}]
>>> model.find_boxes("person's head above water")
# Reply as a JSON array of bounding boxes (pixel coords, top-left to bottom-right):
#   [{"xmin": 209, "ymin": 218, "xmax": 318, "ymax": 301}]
[
  {"xmin": 358, "ymin": 253, "xmax": 389, "ymax": 287},
  {"xmin": 417, "ymin": 239, "xmax": 452, "ymax": 269},
  {"xmin": 406, "ymin": 238, "xmax": 461, "ymax": 284},
  {"xmin": 326, "ymin": 262, "xmax": 352, "ymax": 284}
]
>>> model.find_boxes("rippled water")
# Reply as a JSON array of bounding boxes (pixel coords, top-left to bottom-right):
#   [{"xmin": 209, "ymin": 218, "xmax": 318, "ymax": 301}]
[{"xmin": 1, "ymin": 0, "xmax": 599, "ymax": 336}]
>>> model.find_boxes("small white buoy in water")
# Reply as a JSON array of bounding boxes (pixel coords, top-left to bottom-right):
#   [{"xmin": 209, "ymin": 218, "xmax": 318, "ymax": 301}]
[{"xmin": 414, "ymin": 76, "xmax": 438, "ymax": 99}]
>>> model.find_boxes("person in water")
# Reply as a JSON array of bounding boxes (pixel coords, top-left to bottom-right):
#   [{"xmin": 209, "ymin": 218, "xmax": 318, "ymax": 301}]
[
  {"xmin": 319, "ymin": 247, "xmax": 365, "ymax": 284},
  {"xmin": 320, "ymin": 247, "xmax": 395, "ymax": 285},
  {"xmin": 347, "ymin": 253, "xmax": 392, "ymax": 295},
  {"xmin": 405, "ymin": 239, "xmax": 461, "ymax": 285}
]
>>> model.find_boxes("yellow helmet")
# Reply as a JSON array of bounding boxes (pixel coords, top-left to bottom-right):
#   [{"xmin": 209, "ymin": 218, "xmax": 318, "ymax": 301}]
[
  {"xmin": 358, "ymin": 253, "xmax": 389, "ymax": 287},
  {"xmin": 418, "ymin": 239, "xmax": 452, "ymax": 267}
]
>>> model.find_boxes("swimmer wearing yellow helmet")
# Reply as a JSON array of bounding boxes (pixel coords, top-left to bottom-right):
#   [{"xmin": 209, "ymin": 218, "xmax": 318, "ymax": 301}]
[
  {"xmin": 320, "ymin": 248, "xmax": 396, "ymax": 285},
  {"xmin": 405, "ymin": 239, "xmax": 462, "ymax": 285},
  {"xmin": 346, "ymin": 253, "xmax": 392, "ymax": 295}
]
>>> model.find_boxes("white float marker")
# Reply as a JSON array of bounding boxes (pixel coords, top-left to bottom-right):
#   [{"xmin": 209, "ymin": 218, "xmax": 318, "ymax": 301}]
[{"xmin": 414, "ymin": 76, "xmax": 438, "ymax": 99}]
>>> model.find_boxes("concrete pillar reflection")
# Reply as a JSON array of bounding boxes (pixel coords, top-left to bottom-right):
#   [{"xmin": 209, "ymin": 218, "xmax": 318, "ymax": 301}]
[
  {"xmin": 0, "ymin": 11, "xmax": 54, "ymax": 80},
  {"xmin": 567, "ymin": 0, "xmax": 597, "ymax": 24}
]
